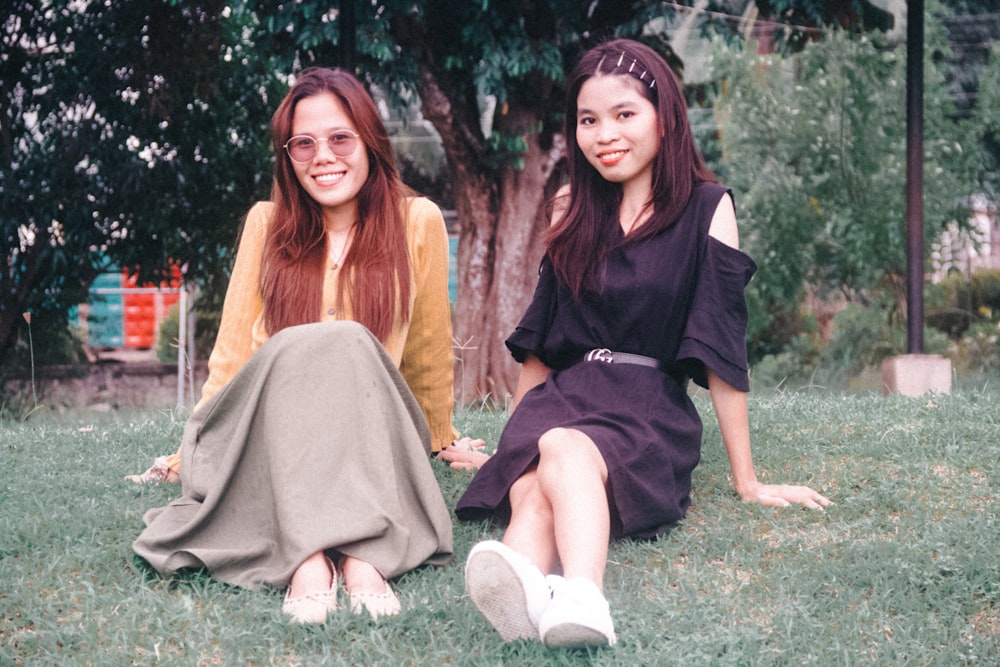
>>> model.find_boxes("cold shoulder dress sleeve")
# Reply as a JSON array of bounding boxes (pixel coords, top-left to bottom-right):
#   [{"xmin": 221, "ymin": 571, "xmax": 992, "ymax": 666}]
[{"xmin": 456, "ymin": 183, "xmax": 757, "ymax": 539}]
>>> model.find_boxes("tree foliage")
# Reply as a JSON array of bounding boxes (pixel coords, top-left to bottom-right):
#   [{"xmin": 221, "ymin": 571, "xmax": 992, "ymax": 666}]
[
  {"xmin": 1, "ymin": 1, "xmax": 280, "ymax": 370},
  {"xmin": 244, "ymin": 0, "xmax": 681, "ymax": 399},
  {"xmin": 710, "ymin": 21, "xmax": 979, "ymax": 358},
  {"xmin": 4, "ymin": 0, "xmax": 960, "ymax": 400}
]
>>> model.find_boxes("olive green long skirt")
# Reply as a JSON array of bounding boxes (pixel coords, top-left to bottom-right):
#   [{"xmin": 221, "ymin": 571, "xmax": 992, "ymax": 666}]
[{"xmin": 133, "ymin": 321, "xmax": 453, "ymax": 589}]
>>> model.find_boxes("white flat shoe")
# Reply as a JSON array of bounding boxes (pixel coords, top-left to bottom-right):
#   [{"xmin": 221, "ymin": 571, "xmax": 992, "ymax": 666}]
[
  {"xmin": 282, "ymin": 557, "xmax": 338, "ymax": 624},
  {"xmin": 348, "ymin": 585, "xmax": 401, "ymax": 620}
]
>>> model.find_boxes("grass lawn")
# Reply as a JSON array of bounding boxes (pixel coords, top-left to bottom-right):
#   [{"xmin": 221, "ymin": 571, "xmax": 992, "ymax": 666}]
[{"xmin": 1, "ymin": 388, "xmax": 998, "ymax": 665}]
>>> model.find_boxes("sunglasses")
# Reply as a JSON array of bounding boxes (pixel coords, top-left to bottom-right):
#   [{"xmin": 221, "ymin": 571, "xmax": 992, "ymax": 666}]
[{"xmin": 283, "ymin": 130, "xmax": 360, "ymax": 163}]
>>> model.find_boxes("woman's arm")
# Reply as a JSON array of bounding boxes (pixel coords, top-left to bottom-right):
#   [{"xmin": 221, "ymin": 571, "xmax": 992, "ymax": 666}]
[
  {"xmin": 706, "ymin": 194, "xmax": 828, "ymax": 507},
  {"xmin": 397, "ymin": 198, "xmax": 459, "ymax": 452},
  {"xmin": 127, "ymin": 205, "xmax": 268, "ymax": 483},
  {"xmin": 441, "ymin": 191, "xmax": 564, "ymax": 471},
  {"xmin": 438, "ymin": 353, "xmax": 551, "ymax": 470},
  {"xmin": 708, "ymin": 369, "xmax": 830, "ymax": 509},
  {"xmin": 510, "ymin": 354, "xmax": 551, "ymax": 412},
  {"xmin": 194, "ymin": 204, "xmax": 268, "ymax": 409}
]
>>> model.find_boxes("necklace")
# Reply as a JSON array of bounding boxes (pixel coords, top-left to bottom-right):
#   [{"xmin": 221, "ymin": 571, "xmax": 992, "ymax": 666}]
[{"xmin": 328, "ymin": 225, "xmax": 356, "ymax": 270}]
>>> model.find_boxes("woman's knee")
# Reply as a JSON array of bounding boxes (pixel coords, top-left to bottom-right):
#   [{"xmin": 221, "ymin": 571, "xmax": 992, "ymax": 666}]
[
  {"xmin": 272, "ymin": 320, "xmax": 372, "ymax": 348},
  {"xmin": 536, "ymin": 428, "xmax": 608, "ymax": 482},
  {"xmin": 509, "ymin": 471, "xmax": 551, "ymax": 517},
  {"xmin": 267, "ymin": 320, "xmax": 385, "ymax": 373},
  {"xmin": 537, "ymin": 427, "xmax": 596, "ymax": 461},
  {"xmin": 537, "ymin": 427, "xmax": 570, "ymax": 456}
]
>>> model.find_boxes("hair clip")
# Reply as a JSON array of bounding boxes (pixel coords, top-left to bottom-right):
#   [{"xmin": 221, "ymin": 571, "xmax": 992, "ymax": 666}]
[{"xmin": 614, "ymin": 51, "xmax": 655, "ymax": 88}]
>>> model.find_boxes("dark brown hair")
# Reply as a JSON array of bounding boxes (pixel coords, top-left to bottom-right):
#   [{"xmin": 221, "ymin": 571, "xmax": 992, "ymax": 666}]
[
  {"xmin": 262, "ymin": 67, "xmax": 411, "ymax": 341},
  {"xmin": 547, "ymin": 38, "xmax": 716, "ymax": 298}
]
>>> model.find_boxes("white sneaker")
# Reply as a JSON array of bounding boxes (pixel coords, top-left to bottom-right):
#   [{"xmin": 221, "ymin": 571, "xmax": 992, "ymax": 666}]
[
  {"xmin": 538, "ymin": 577, "xmax": 617, "ymax": 648},
  {"xmin": 465, "ymin": 541, "xmax": 552, "ymax": 641}
]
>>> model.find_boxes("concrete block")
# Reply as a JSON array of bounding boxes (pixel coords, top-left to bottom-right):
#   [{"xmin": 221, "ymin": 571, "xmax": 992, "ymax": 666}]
[{"xmin": 881, "ymin": 354, "xmax": 952, "ymax": 397}]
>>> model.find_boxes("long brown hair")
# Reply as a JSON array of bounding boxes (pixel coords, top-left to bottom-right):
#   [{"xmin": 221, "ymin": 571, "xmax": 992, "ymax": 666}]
[
  {"xmin": 262, "ymin": 67, "xmax": 411, "ymax": 341},
  {"xmin": 547, "ymin": 39, "xmax": 716, "ymax": 298}
]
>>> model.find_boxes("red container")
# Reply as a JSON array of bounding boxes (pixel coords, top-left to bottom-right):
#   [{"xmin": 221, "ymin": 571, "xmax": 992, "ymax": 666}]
[{"xmin": 122, "ymin": 266, "xmax": 183, "ymax": 349}]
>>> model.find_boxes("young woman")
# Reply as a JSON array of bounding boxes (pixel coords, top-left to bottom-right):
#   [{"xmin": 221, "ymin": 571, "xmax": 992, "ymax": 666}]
[
  {"xmin": 132, "ymin": 67, "xmax": 469, "ymax": 624},
  {"xmin": 449, "ymin": 39, "xmax": 830, "ymax": 649}
]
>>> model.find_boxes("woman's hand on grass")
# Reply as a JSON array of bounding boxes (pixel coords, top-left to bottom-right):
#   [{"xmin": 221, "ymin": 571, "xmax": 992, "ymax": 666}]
[
  {"xmin": 437, "ymin": 437, "xmax": 490, "ymax": 470},
  {"xmin": 124, "ymin": 456, "xmax": 180, "ymax": 484},
  {"xmin": 740, "ymin": 482, "xmax": 831, "ymax": 510}
]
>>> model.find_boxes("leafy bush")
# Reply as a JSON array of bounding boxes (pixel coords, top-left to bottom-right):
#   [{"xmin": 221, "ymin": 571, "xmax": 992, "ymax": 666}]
[
  {"xmin": 156, "ymin": 302, "xmax": 218, "ymax": 364},
  {"xmin": 156, "ymin": 304, "xmax": 182, "ymax": 363},
  {"xmin": 751, "ymin": 297, "xmax": 951, "ymax": 391},
  {"xmin": 4, "ymin": 313, "xmax": 88, "ymax": 374},
  {"xmin": 970, "ymin": 268, "xmax": 1000, "ymax": 312},
  {"xmin": 925, "ymin": 269, "xmax": 1000, "ymax": 341},
  {"xmin": 0, "ymin": 315, "xmax": 89, "ymax": 418},
  {"xmin": 819, "ymin": 303, "xmax": 896, "ymax": 375},
  {"xmin": 709, "ymin": 23, "xmax": 980, "ymax": 359},
  {"xmin": 750, "ymin": 333, "xmax": 822, "ymax": 390},
  {"xmin": 948, "ymin": 319, "xmax": 1000, "ymax": 374},
  {"xmin": 925, "ymin": 272, "xmax": 974, "ymax": 334}
]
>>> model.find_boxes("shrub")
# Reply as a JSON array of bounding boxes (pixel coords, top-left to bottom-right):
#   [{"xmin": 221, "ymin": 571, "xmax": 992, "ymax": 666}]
[
  {"xmin": 4, "ymin": 314, "xmax": 88, "ymax": 373},
  {"xmin": 947, "ymin": 319, "xmax": 1000, "ymax": 373},
  {"xmin": 750, "ymin": 333, "xmax": 821, "ymax": 390},
  {"xmin": 925, "ymin": 269, "xmax": 1000, "ymax": 340},
  {"xmin": 925, "ymin": 273, "xmax": 975, "ymax": 338},
  {"xmin": 156, "ymin": 302, "xmax": 218, "ymax": 364},
  {"xmin": 751, "ymin": 297, "xmax": 951, "ymax": 392},
  {"xmin": 822, "ymin": 301, "xmax": 949, "ymax": 373},
  {"xmin": 970, "ymin": 268, "xmax": 1000, "ymax": 312},
  {"xmin": 156, "ymin": 304, "xmax": 182, "ymax": 363}
]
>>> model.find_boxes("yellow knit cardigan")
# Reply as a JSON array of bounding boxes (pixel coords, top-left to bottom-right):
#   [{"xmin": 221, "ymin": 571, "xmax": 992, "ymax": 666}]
[{"xmin": 164, "ymin": 196, "xmax": 458, "ymax": 474}]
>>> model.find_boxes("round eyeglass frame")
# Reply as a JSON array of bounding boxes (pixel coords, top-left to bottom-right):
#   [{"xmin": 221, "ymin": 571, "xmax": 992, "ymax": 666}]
[{"xmin": 283, "ymin": 130, "xmax": 360, "ymax": 163}]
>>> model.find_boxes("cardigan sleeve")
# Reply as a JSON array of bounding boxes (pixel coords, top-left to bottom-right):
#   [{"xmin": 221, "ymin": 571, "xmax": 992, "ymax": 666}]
[
  {"xmin": 397, "ymin": 197, "xmax": 459, "ymax": 452},
  {"xmin": 164, "ymin": 202, "xmax": 269, "ymax": 474},
  {"xmin": 196, "ymin": 202, "xmax": 269, "ymax": 407},
  {"xmin": 167, "ymin": 198, "xmax": 457, "ymax": 472}
]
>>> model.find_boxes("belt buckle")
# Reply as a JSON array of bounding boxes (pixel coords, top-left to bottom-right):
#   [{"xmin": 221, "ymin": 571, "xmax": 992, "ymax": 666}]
[{"xmin": 586, "ymin": 348, "xmax": 614, "ymax": 364}]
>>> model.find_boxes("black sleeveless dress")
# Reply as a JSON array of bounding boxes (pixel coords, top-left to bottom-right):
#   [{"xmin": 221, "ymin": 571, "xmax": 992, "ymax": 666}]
[{"xmin": 455, "ymin": 183, "xmax": 757, "ymax": 539}]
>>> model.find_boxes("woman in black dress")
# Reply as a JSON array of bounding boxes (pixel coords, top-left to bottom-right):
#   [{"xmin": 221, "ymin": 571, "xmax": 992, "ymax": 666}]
[{"xmin": 446, "ymin": 39, "xmax": 830, "ymax": 649}]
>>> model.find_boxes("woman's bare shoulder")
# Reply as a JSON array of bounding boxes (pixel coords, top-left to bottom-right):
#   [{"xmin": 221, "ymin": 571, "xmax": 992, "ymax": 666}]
[{"xmin": 551, "ymin": 184, "xmax": 571, "ymax": 226}]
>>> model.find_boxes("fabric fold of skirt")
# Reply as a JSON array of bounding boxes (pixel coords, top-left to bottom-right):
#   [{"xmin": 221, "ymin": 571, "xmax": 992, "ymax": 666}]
[{"xmin": 133, "ymin": 321, "xmax": 453, "ymax": 590}]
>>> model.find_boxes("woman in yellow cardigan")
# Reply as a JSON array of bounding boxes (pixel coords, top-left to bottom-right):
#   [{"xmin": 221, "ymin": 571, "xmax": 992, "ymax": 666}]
[{"xmin": 131, "ymin": 67, "xmax": 471, "ymax": 625}]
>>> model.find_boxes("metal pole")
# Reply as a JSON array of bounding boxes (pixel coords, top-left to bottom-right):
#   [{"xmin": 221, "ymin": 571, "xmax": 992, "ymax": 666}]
[
  {"xmin": 187, "ymin": 285, "xmax": 197, "ymax": 406},
  {"xmin": 176, "ymin": 285, "xmax": 187, "ymax": 413},
  {"xmin": 905, "ymin": 0, "xmax": 925, "ymax": 353}
]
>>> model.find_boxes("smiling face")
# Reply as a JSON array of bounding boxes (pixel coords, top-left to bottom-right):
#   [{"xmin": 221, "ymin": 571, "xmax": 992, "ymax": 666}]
[
  {"xmin": 575, "ymin": 74, "xmax": 660, "ymax": 196},
  {"xmin": 289, "ymin": 91, "xmax": 369, "ymax": 227}
]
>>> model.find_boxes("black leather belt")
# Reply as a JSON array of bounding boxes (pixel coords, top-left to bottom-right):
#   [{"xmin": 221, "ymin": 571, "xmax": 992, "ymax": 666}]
[{"xmin": 582, "ymin": 348, "xmax": 661, "ymax": 369}]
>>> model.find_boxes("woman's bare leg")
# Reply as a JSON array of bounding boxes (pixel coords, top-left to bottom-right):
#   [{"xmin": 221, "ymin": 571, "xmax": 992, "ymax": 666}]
[
  {"xmin": 288, "ymin": 551, "xmax": 334, "ymax": 594},
  {"xmin": 339, "ymin": 556, "xmax": 389, "ymax": 594},
  {"xmin": 503, "ymin": 470, "xmax": 559, "ymax": 573},
  {"xmin": 534, "ymin": 427, "xmax": 610, "ymax": 588}
]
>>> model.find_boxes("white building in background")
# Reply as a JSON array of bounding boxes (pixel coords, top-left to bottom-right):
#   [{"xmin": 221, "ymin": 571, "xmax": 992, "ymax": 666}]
[{"xmin": 930, "ymin": 195, "xmax": 1000, "ymax": 281}]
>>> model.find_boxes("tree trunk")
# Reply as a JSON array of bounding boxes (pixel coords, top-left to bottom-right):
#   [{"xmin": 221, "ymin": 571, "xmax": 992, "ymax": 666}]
[
  {"xmin": 453, "ymin": 129, "xmax": 564, "ymax": 404},
  {"xmin": 416, "ymin": 70, "xmax": 565, "ymax": 403}
]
